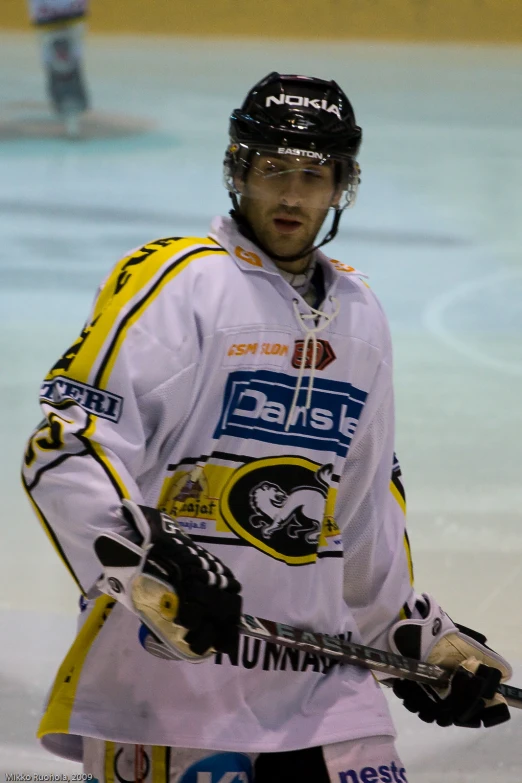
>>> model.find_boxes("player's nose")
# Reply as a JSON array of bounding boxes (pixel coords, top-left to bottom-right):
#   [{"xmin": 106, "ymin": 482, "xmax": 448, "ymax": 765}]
[{"xmin": 278, "ymin": 172, "xmax": 304, "ymax": 207}]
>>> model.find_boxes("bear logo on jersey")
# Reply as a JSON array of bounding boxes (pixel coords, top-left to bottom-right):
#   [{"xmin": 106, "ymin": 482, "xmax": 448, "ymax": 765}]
[
  {"xmin": 221, "ymin": 457, "xmax": 333, "ymax": 564},
  {"xmin": 249, "ymin": 463, "xmax": 332, "ymax": 544}
]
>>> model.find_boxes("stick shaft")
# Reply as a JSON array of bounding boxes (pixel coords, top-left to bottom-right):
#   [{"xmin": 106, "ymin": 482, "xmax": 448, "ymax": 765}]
[{"xmin": 239, "ymin": 614, "xmax": 522, "ymax": 708}]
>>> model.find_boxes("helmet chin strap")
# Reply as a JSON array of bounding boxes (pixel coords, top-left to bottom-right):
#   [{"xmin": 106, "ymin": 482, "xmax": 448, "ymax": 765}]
[{"xmin": 229, "ymin": 193, "xmax": 343, "ymax": 265}]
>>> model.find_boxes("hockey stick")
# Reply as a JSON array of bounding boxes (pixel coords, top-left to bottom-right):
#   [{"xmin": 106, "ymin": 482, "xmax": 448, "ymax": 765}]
[
  {"xmin": 239, "ymin": 614, "xmax": 522, "ymax": 709},
  {"xmin": 132, "ymin": 577, "xmax": 522, "ymax": 708}
]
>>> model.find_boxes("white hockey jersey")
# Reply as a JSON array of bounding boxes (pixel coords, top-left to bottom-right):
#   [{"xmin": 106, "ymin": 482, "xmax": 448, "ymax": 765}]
[{"xmin": 22, "ymin": 216, "xmax": 414, "ymax": 761}]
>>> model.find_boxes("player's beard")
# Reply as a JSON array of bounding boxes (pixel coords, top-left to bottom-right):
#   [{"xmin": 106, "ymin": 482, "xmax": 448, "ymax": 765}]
[{"xmin": 242, "ymin": 202, "xmax": 328, "ymax": 266}]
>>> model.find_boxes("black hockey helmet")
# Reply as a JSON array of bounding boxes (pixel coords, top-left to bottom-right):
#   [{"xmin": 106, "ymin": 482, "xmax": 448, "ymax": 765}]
[{"xmin": 224, "ymin": 72, "xmax": 362, "ymax": 260}]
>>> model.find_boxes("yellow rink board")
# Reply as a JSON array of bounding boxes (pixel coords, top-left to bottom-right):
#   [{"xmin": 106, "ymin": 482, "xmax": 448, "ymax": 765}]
[{"xmin": 2, "ymin": 0, "xmax": 522, "ymax": 42}]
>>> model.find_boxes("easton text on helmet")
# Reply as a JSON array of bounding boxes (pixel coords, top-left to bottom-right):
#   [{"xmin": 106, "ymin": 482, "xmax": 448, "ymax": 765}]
[
  {"xmin": 265, "ymin": 94, "xmax": 342, "ymax": 120},
  {"xmin": 277, "ymin": 147, "xmax": 324, "ymax": 159}
]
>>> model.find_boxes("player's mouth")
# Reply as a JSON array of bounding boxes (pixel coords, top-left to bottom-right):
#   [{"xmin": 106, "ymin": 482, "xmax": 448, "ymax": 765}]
[{"xmin": 273, "ymin": 216, "xmax": 303, "ymax": 234}]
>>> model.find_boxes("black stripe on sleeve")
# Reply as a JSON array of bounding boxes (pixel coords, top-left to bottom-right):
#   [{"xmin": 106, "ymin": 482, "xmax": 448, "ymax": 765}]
[
  {"xmin": 78, "ymin": 436, "xmax": 126, "ymax": 500},
  {"xmin": 21, "ymin": 473, "xmax": 86, "ymax": 595},
  {"xmin": 391, "ymin": 452, "xmax": 406, "ymax": 505},
  {"xmin": 26, "ymin": 449, "xmax": 89, "ymax": 493}
]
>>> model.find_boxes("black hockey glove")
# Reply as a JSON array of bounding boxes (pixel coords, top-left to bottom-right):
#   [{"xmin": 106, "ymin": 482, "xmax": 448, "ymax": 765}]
[
  {"xmin": 94, "ymin": 500, "xmax": 242, "ymax": 662},
  {"xmin": 389, "ymin": 594, "xmax": 512, "ymax": 728}
]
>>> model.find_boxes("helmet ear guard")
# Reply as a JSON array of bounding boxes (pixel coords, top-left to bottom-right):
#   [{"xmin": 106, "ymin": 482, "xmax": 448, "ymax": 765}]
[
  {"xmin": 223, "ymin": 72, "xmax": 362, "ymax": 260},
  {"xmin": 333, "ymin": 158, "xmax": 361, "ymax": 210}
]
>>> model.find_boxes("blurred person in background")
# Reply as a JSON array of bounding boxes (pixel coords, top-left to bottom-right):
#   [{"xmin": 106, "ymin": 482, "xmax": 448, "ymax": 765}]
[{"xmin": 28, "ymin": 0, "xmax": 89, "ymax": 135}]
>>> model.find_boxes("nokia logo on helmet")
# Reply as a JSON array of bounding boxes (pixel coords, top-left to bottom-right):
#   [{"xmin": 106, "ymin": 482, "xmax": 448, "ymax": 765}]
[{"xmin": 265, "ymin": 94, "xmax": 342, "ymax": 120}]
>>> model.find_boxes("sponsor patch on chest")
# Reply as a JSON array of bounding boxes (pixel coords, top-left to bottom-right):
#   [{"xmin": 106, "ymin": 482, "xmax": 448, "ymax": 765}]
[
  {"xmin": 214, "ymin": 369, "xmax": 367, "ymax": 457},
  {"xmin": 223, "ymin": 332, "xmax": 293, "ymax": 369}
]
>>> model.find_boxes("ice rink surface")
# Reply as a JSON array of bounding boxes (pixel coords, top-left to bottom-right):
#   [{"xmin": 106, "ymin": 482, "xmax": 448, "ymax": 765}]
[{"xmin": 0, "ymin": 31, "xmax": 521, "ymax": 780}]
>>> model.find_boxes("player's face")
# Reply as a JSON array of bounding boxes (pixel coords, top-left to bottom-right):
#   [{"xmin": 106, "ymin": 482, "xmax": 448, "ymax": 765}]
[{"xmin": 239, "ymin": 153, "xmax": 339, "ymax": 269}]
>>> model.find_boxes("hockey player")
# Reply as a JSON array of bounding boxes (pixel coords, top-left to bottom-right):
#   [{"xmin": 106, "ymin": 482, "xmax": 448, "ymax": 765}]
[
  {"xmin": 22, "ymin": 73, "xmax": 512, "ymax": 782},
  {"xmin": 28, "ymin": 0, "xmax": 89, "ymax": 135}
]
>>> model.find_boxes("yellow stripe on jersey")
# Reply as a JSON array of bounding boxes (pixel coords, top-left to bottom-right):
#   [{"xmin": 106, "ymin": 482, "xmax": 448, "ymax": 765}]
[
  {"xmin": 96, "ymin": 243, "xmax": 225, "ymax": 389},
  {"xmin": 389, "ymin": 479, "xmax": 414, "ymax": 587},
  {"xmin": 389, "ymin": 478, "xmax": 406, "ymax": 515},
  {"xmin": 403, "ymin": 530, "xmax": 414, "ymax": 586},
  {"xmin": 38, "ymin": 595, "xmax": 115, "ymax": 739},
  {"xmin": 83, "ymin": 416, "xmax": 130, "ymax": 501},
  {"xmin": 45, "ymin": 237, "xmax": 225, "ymax": 388},
  {"xmin": 91, "ymin": 237, "xmax": 214, "ymax": 324},
  {"xmin": 104, "ymin": 742, "xmax": 116, "ymax": 783},
  {"xmin": 151, "ymin": 746, "xmax": 169, "ymax": 782},
  {"xmin": 319, "ymin": 485, "xmax": 340, "ymax": 546}
]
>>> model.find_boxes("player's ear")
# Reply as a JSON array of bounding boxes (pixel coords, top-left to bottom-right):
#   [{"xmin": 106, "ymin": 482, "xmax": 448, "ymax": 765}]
[{"xmin": 234, "ymin": 173, "xmax": 245, "ymax": 194}]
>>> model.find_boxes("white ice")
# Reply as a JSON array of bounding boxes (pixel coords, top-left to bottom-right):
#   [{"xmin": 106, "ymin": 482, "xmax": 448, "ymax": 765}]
[{"xmin": 0, "ymin": 31, "xmax": 521, "ymax": 781}]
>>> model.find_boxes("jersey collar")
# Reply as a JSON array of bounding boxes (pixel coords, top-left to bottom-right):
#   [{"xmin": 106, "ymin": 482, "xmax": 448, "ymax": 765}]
[{"xmin": 208, "ymin": 215, "xmax": 367, "ymax": 284}]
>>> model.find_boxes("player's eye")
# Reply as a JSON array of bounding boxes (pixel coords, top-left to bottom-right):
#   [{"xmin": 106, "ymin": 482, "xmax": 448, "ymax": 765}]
[
  {"xmin": 261, "ymin": 160, "xmax": 284, "ymax": 176},
  {"xmin": 303, "ymin": 168, "xmax": 324, "ymax": 179}
]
